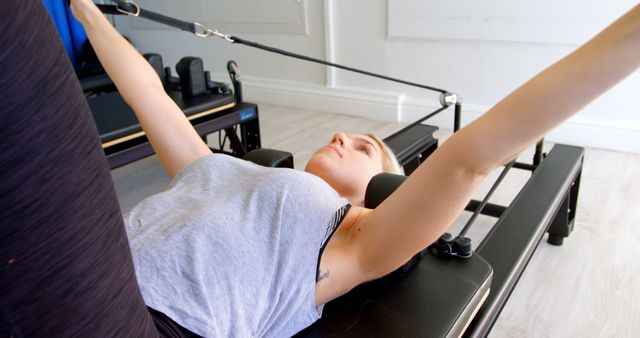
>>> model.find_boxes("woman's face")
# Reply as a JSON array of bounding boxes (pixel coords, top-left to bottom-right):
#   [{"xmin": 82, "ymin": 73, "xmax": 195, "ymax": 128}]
[{"xmin": 305, "ymin": 132, "xmax": 384, "ymax": 204}]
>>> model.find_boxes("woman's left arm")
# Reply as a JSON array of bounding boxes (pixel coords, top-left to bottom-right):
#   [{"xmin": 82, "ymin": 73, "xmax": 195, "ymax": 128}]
[{"xmin": 339, "ymin": 4, "xmax": 640, "ymax": 290}]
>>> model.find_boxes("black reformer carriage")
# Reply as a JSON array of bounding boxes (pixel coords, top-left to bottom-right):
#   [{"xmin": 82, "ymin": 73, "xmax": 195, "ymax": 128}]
[{"xmin": 87, "ymin": 2, "xmax": 585, "ymax": 336}]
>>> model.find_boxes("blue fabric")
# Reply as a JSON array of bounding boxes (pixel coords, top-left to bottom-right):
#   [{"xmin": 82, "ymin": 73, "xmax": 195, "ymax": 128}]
[{"xmin": 42, "ymin": 0, "xmax": 87, "ymax": 65}]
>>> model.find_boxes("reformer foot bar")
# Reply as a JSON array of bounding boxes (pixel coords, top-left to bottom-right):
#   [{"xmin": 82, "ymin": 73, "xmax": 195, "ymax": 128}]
[{"xmin": 94, "ymin": 2, "xmax": 585, "ymax": 337}]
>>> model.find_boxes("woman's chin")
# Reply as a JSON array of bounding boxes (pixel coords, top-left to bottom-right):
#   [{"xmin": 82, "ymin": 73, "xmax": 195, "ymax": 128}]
[{"xmin": 305, "ymin": 153, "xmax": 335, "ymax": 174}]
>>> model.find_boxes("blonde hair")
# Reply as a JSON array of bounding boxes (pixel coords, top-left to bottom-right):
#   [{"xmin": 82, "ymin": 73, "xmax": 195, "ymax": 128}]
[{"xmin": 366, "ymin": 133, "xmax": 404, "ymax": 175}]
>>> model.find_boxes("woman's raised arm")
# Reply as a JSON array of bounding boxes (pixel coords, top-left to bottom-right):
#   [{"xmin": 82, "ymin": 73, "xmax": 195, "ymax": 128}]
[
  {"xmin": 70, "ymin": 0, "xmax": 212, "ymax": 177},
  {"xmin": 349, "ymin": 4, "xmax": 640, "ymax": 283}
]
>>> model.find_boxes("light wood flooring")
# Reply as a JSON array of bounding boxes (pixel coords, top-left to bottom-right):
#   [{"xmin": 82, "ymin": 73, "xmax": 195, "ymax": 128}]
[{"xmin": 111, "ymin": 103, "xmax": 640, "ymax": 337}]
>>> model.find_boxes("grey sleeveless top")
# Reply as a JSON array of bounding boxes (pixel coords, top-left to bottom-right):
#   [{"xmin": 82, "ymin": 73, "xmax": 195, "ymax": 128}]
[{"xmin": 124, "ymin": 154, "xmax": 350, "ymax": 337}]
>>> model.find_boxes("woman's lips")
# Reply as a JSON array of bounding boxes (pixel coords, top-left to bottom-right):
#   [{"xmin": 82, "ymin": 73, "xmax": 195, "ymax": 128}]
[{"xmin": 324, "ymin": 144, "xmax": 343, "ymax": 157}]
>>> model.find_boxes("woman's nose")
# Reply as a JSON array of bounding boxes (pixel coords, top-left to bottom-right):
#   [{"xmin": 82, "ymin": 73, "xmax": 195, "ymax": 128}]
[{"xmin": 332, "ymin": 132, "xmax": 349, "ymax": 147}]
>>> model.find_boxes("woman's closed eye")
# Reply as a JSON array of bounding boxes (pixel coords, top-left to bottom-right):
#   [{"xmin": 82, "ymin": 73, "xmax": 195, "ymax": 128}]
[{"xmin": 357, "ymin": 144, "xmax": 373, "ymax": 156}]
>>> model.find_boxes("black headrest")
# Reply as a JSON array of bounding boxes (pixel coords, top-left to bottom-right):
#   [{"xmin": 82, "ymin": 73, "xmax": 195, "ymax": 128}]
[
  {"xmin": 243, "ymin": 148, "xmax": 294, "ymax": 169},
  {"xmin": 364, "ymin": 172, "xmax": 407, "ymax": 209}
]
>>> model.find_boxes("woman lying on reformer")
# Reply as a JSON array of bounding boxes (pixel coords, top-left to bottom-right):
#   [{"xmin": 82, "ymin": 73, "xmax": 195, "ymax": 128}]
[{"xmin": 70, "ymin": 0, "xmax": 640, "ymax": 336}]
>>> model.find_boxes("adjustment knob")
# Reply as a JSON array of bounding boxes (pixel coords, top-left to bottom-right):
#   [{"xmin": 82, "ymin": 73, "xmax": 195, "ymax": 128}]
[
  {"xmin": 453, "ymin": 236, "xmax": 473, "ymax": 258},
  {"xmin": 438, "ymin": 232, "xmax": 454, "ymax": 245},
  {"xmin": 432, "ymin": 232, "xmax": 454, "ymax": 255}
]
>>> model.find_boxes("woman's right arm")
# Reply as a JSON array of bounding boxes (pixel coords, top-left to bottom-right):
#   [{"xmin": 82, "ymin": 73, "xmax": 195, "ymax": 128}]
[
  {"xmin": 343, "ymin": 4, "xmax": 640, "ymax": 286},
  {"xmin": 70, "ymin": 0, "xmax": 212, "ymax": 177}
]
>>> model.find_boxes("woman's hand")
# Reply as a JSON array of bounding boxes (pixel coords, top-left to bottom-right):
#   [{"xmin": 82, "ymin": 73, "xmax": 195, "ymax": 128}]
[{"xmin": 69, "ymin": 0, "xmax": 100, "ymax": 25}]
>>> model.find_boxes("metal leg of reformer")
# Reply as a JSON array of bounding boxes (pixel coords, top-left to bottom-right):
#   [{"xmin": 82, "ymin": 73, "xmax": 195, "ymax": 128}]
[
  {"xmin": 547, "ymin": 167, "xmax": 582, "ymax": 246},
  {"xmin": 403, "ymin": 157, "xmax": 421, "ymax": 175},
  {"xmin": 533, "ymin": 138, "xmax": 545, "ymax": 166},
  {"xmin": 224, "ymin": 127, "xmax": 246, "ymax": 157},
  {"xmin": 239, "ymin": 105, "xmax": 261, "ymax": 153}
]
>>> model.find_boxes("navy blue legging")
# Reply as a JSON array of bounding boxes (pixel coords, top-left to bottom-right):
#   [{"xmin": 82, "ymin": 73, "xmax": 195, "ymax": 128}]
[{"xmin": 0, "ymin": 1, "xmax": 159, "ymax": 336}]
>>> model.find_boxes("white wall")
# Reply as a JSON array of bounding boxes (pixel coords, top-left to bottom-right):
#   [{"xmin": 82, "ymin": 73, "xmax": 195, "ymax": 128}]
[{"xmin": 115, "ymin": 0, "xmax": 640, "ymax": 153}]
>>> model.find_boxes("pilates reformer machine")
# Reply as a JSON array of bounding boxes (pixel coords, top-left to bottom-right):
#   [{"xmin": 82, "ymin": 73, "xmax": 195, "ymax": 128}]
[
  {"xmin": 94, "ymin": 1, "xmax": 585, "ymax": 337},
  {"xmin": 296, "ymin": 129, "xmax": 583, "ymax": 338},
  {"xmin": 249, "ymin": 106, "xmax": 583, "ymax": 338},
  {"xmin": 78, "ymin": 49, "xmax": 261, "ymax": 169}
]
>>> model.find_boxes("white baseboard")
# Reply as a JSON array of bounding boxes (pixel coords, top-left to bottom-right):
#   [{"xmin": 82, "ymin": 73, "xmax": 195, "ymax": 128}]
[
  {"xmin": 241, "ymin": 76, "xmax": 402, "ymax": 122},
  {"xmin": 229, "ymin": 75, "xmax": 640, "ymax": 154},
  {"xmin": 401, "ymin": 96, "xmax": 640, "ymax": 154}
]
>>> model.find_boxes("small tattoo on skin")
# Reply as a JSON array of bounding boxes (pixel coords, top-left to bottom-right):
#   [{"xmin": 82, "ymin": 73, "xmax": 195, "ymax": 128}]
[{"xmin": 318, "ymin": 270, "xmax": 330, "ymax": 282}]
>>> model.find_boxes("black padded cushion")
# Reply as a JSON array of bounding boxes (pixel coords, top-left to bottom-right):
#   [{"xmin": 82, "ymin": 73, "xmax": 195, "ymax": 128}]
[
  {"xmin": 364, "ymin": 172, "xmax": 408, "ymax": 209},
  {"xmin": 296, "ymin": 254, "xmax": 492, "ymax": 338},
  {"xmin": 243, "ymin": 148, "xmax": 294, "ymax": 169}
]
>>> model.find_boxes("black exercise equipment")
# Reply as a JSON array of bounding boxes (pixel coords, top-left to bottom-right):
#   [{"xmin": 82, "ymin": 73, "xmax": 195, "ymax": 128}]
[
  {"xmin": 85, "ymin": 51, "xmax": 257, "ymax": 168},
  {"xmin": 243, "ymin": 148, "xmax": 294, "ymax": 169},
  {"xmin": 176, "ymin": 57, "xmax": 208, "ymax": 99},
  {"xmin": 92, "ymin": 93, "xmax": 259, "ymax": 168}
]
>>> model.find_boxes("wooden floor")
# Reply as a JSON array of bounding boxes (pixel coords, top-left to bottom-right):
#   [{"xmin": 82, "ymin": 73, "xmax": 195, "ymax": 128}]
[{"xmin": 111, "ymin": 103, "xmax": 640, "ymax": 338}]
